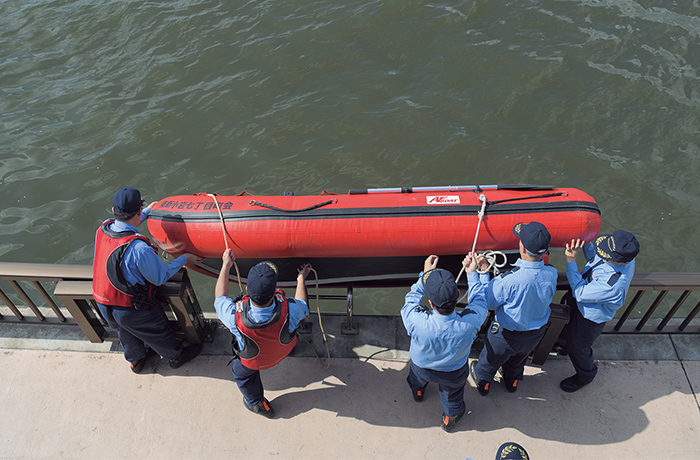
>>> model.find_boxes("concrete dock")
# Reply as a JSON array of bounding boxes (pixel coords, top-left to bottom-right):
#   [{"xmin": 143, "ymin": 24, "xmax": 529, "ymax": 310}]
[{"xmin": 1, "ymin": 319, "xmax": 699, "ymax": 459}]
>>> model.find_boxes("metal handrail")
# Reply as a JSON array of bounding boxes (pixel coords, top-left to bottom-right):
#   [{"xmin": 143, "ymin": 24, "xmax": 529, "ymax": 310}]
[
  {"xmin": 1, "ymin": 262, "xmax": 699, "ymax": 339},
  {"xmin": 554, "ymin": 272, "xmax": 700, "ymax": 334},
  {"xmin": 0, "ymin": 262, "xmax": 213, "ymax": 344}
]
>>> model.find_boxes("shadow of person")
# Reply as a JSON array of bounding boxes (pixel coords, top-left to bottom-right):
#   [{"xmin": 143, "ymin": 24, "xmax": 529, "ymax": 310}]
[
  {"xmin": 136, "ymin": 308, "xmax": 694, "ymax": 443},
  {"xmin": 257, "ymin": 356, "xmax": 447, "ymax": 429},
  {"xmin": 432, "ymin": 358, "xmax": 657, "ymax": 440},
  {"xmin": 234, "ymin": 354, "xmax": 699, "ymax": 443}
]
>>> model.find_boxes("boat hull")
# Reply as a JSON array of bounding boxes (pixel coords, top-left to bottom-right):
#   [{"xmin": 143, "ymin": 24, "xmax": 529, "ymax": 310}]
[{"xmin": 147, "ymin": 186, "xmax": 600, "ymax": 283}]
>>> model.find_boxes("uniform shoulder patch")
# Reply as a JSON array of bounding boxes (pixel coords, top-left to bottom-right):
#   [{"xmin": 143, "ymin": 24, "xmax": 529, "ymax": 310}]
[
  {"xmin": 499, "ymin": 266, "xmax": 520, "ymax": 278},
  {"xmin": 607, "ymin": 272, "xmax": 622, "ymax": 286},
  {"xmin": 458, "ymin": 308, "xmax": 476, "ymax": 317}
]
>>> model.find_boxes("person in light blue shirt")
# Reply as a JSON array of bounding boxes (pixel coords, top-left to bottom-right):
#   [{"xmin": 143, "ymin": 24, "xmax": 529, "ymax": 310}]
[
  {"xmin": 111, "ymin": 206, "xmax": 191, "ymax": 286},
  {"xmin": 94, "ymin": 187, "xmax": 204, "ymax": 374},
  {"xmin": 215, "ymin": 249, "xmax": 311, "ymax": 418},
  {"xmin": 401, "ymin": 253, "xmax": 488, "ymax": 432},
  {"xmin": 469, "ymin": 222, "xmax": 558, "ymax": 396},
  {"xmin": 558, "ymin": 231, "xmax": 639, "ymax": 392}
]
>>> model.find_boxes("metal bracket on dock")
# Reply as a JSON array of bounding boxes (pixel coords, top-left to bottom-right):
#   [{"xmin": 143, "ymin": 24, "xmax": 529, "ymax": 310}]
[
  {"xmin": 297, "ymin": 319, "xmax": 313, "ymax": 342},
  {"xmin": 341, "ymin": 284, "xmax": 359, "ymax": 335}
]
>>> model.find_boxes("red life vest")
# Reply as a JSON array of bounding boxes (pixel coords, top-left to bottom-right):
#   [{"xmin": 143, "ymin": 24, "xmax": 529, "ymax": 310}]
[
  {"xmin": 234, "ymin": 290, "xmax": 298, "ymax": 370},
  {"xmin": 92, "ymin": 219, "xmax": 157, "ymax": 307}
]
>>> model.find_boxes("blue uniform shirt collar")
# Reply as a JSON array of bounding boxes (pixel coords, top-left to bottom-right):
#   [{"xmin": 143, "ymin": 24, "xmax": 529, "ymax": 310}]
[
  {"xmin": 432, "ymin": 310, "xmax": 457, "ymax": 321},
  {"xmin": 515, "ymin": 258, "xmax": 544, "ymax": 269},
  {"xmin": 249, "ymin": 301, "xmax": 277, "ymax": 323},
  {"xmin": 108, "ymin": 219, "xmax": 141, "ymax": 234}
]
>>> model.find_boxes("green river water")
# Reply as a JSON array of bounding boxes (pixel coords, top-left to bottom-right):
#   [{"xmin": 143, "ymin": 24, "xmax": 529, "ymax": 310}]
[{"xmin": 1, "ymin": 0, "xmax": 699, "ymax": 312}]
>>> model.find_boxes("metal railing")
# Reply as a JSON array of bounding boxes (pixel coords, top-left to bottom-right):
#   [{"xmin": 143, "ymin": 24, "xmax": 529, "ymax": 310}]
[
  {"xmin": 1, "ymin": 262, "xmax": 698, "ymax": 356},
  {"xmin": 0, "ymin": 262, "xmax": 214, "ymax": 344},
  {"xmin": 552, "ymin": 272, "xmax": 700, "ymax": 334}
]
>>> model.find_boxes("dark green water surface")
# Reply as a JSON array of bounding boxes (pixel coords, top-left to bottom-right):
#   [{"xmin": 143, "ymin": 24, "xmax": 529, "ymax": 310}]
[{"xmin": 1, "ymin": 0, "xmax": 699, "ymax": 312}]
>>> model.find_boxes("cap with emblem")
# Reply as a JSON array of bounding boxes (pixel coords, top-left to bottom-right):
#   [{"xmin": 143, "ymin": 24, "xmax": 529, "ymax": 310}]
[
  {"xmin": 422, "ymin": 268, "xmax": 459, "ymax": 309},
  {"xmin": 595, "ymin": 230, "xmax": 639, "ymax": 263},
  {"xmin": 512, "ymin": 221, "xmax": 551, "ymax": 255},
  {"xmin": 495, "ymin": 442, "xmax": 529, "ymax": 460}
]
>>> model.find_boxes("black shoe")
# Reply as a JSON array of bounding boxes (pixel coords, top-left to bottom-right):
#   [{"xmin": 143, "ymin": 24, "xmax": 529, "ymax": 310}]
[
  {"xmin": 411, "ymin": 384, "xmax": 428, "ymax": 402},
  {"xmin": 243, "ymin": 397, "xmax": 275, "ymax": 418},
  {"xmin": 560, "ymin": 374, "xmax": 592, "ymax": 393},
  {"xmin": 498, "ymin": 368, "xmax": 518, "ymax": 393},
  {"xmin": 553, "ymin": 343, "xmax": 568, "ymax": 356},
  {"xmin": 169, "ymin": 343, "xmax": 203, "ymax": 369},
  {"xmin": 470, "ymin": 360, "xmax": 490, "ymax": 396},
  {"xmin": 130, "ymin": 348, "xmax": 157, "ymax": 374},
  {"xmin": 441, "ymin": 410, "xmax": 465, "ymax": 432}
]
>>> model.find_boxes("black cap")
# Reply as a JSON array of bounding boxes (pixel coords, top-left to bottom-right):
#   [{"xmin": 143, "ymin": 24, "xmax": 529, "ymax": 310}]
[
  {"xmin": 422, "ymin": 268, "xmax": 458, "ymax": 309},
  {"xmin": 113, "ymin": 187, "xmax": 144, "ymax": 214},
  {"xmin": 595, "ymin": 230, "xmax": 639, "ymax": 263},
  {"xmin": 247, "ymin": 261, "xmax": 278, "ymax": 304},
  {"xmin": 495, "ymin": 442, "xmax": 529, "ymax": 460},
  {"xmin": 513, "ymin": 221, "xmax": 551, "ymax": 255}
]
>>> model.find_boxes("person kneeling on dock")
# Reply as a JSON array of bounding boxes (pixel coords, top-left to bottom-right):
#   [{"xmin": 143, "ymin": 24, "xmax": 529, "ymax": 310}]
[
  {"xmin": 401, "ymin": 253, "xmax": 488, "ymax": 432},
  {"xmin": 214, "ymin": 250, "xmax": 312, "ymax": 418},
  {"xmin": 93, "ymin": 187, "xmax": 205, "ymax": 374}
]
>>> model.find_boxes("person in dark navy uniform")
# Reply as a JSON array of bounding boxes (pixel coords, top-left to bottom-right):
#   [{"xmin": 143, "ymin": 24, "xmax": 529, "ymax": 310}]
[
  {"xmin": 469, "ymin": 222, "xmax": 558, "ymax": 395},
  {"xmin": 557, "ymin": 230, "xmax": 639, "ymax": 392},
  {"xmin": 93, "ymin": 187, "xmax": 204, "ymax": 374},
  {"xmin": 214, "ymin": 249, "xmax": 311, "ymax": 418}
]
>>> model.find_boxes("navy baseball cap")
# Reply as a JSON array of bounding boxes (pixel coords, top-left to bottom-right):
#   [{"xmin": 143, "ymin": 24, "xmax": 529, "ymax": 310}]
[
  {"xmin": 247, "ymin": 261, "xmax": 278, "ymax": 304},
  {"xmin": 422, "ymin": 268, "xmax": 459, "ymax": 309},
  {"xmin": 595, "ymin": 230, "xmax": 639, "ymax": 263},
  {"xmin": 495, "ymin": 442, "xmax": 530, "ymax": 459},
  {"xmin": 113, "ymin": 187, "xmax": 144, "ymax": 214},
  {"xmin": 513, "ymin": 221, "xmax": 551, "ymax": 255}
]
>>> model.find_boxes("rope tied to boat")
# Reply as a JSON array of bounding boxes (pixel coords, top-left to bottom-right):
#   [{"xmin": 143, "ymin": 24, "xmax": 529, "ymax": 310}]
[
  {"xmin": 207, "ymin": 193, "xmax": 243, "ymax": 293},
  {"xmin": 471, "ymin": 194, "xmax": 487, "ymax": 255},
  {"xmin": 455, "ymin": 193, "xmax": 507, "ymax": 303}
]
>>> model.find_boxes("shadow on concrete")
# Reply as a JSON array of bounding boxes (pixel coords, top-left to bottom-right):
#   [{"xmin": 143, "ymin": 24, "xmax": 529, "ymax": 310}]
[{"xmin": 142, "ymin": 347, "xmax": 696, "ymax": 444}]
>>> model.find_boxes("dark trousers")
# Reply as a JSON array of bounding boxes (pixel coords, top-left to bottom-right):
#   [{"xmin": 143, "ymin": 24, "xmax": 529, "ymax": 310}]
[
  {"xmin": 98, "ymin": 303, "xmax": 182, "ymax": 362},
  {"xmin": 474, "ymin": 324, "xmax": 547, "ymax": 382},
  {"xmin": 232, "ymin": 359, "xmax": 264, "ymax": 405},
  {"xmin": 560, "ymin": 300, "xmax": 605, "ymax": 382},
  {"xmin": 406, "ymin": 360, "xmax": 469, "ymax": 416}
]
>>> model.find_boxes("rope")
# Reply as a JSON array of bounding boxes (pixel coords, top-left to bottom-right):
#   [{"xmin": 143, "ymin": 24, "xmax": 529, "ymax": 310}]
[
  {"xmin": 455, "ymin": 193, "xmax": 507, "ymax": 303},
  {"xmin": 207, "ymin": 193, "xmax": 243, "ymax": 293},
  {"xmin": 297, "ymin": 267, "xmax": 331, "ymax": 369},
  {"xmin": 456, "ymin": 250, "xmax": 507, "ymax": 303},
  {"xmin": 471, "ymin": 194, "xmax": 487, "ymax": 254}
]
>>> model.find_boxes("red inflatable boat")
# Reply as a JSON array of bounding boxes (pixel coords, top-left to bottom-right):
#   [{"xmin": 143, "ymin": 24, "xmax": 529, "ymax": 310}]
[{"xmin": 147, "ymin": 185, "xmax": 601, "ymax": 286}]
